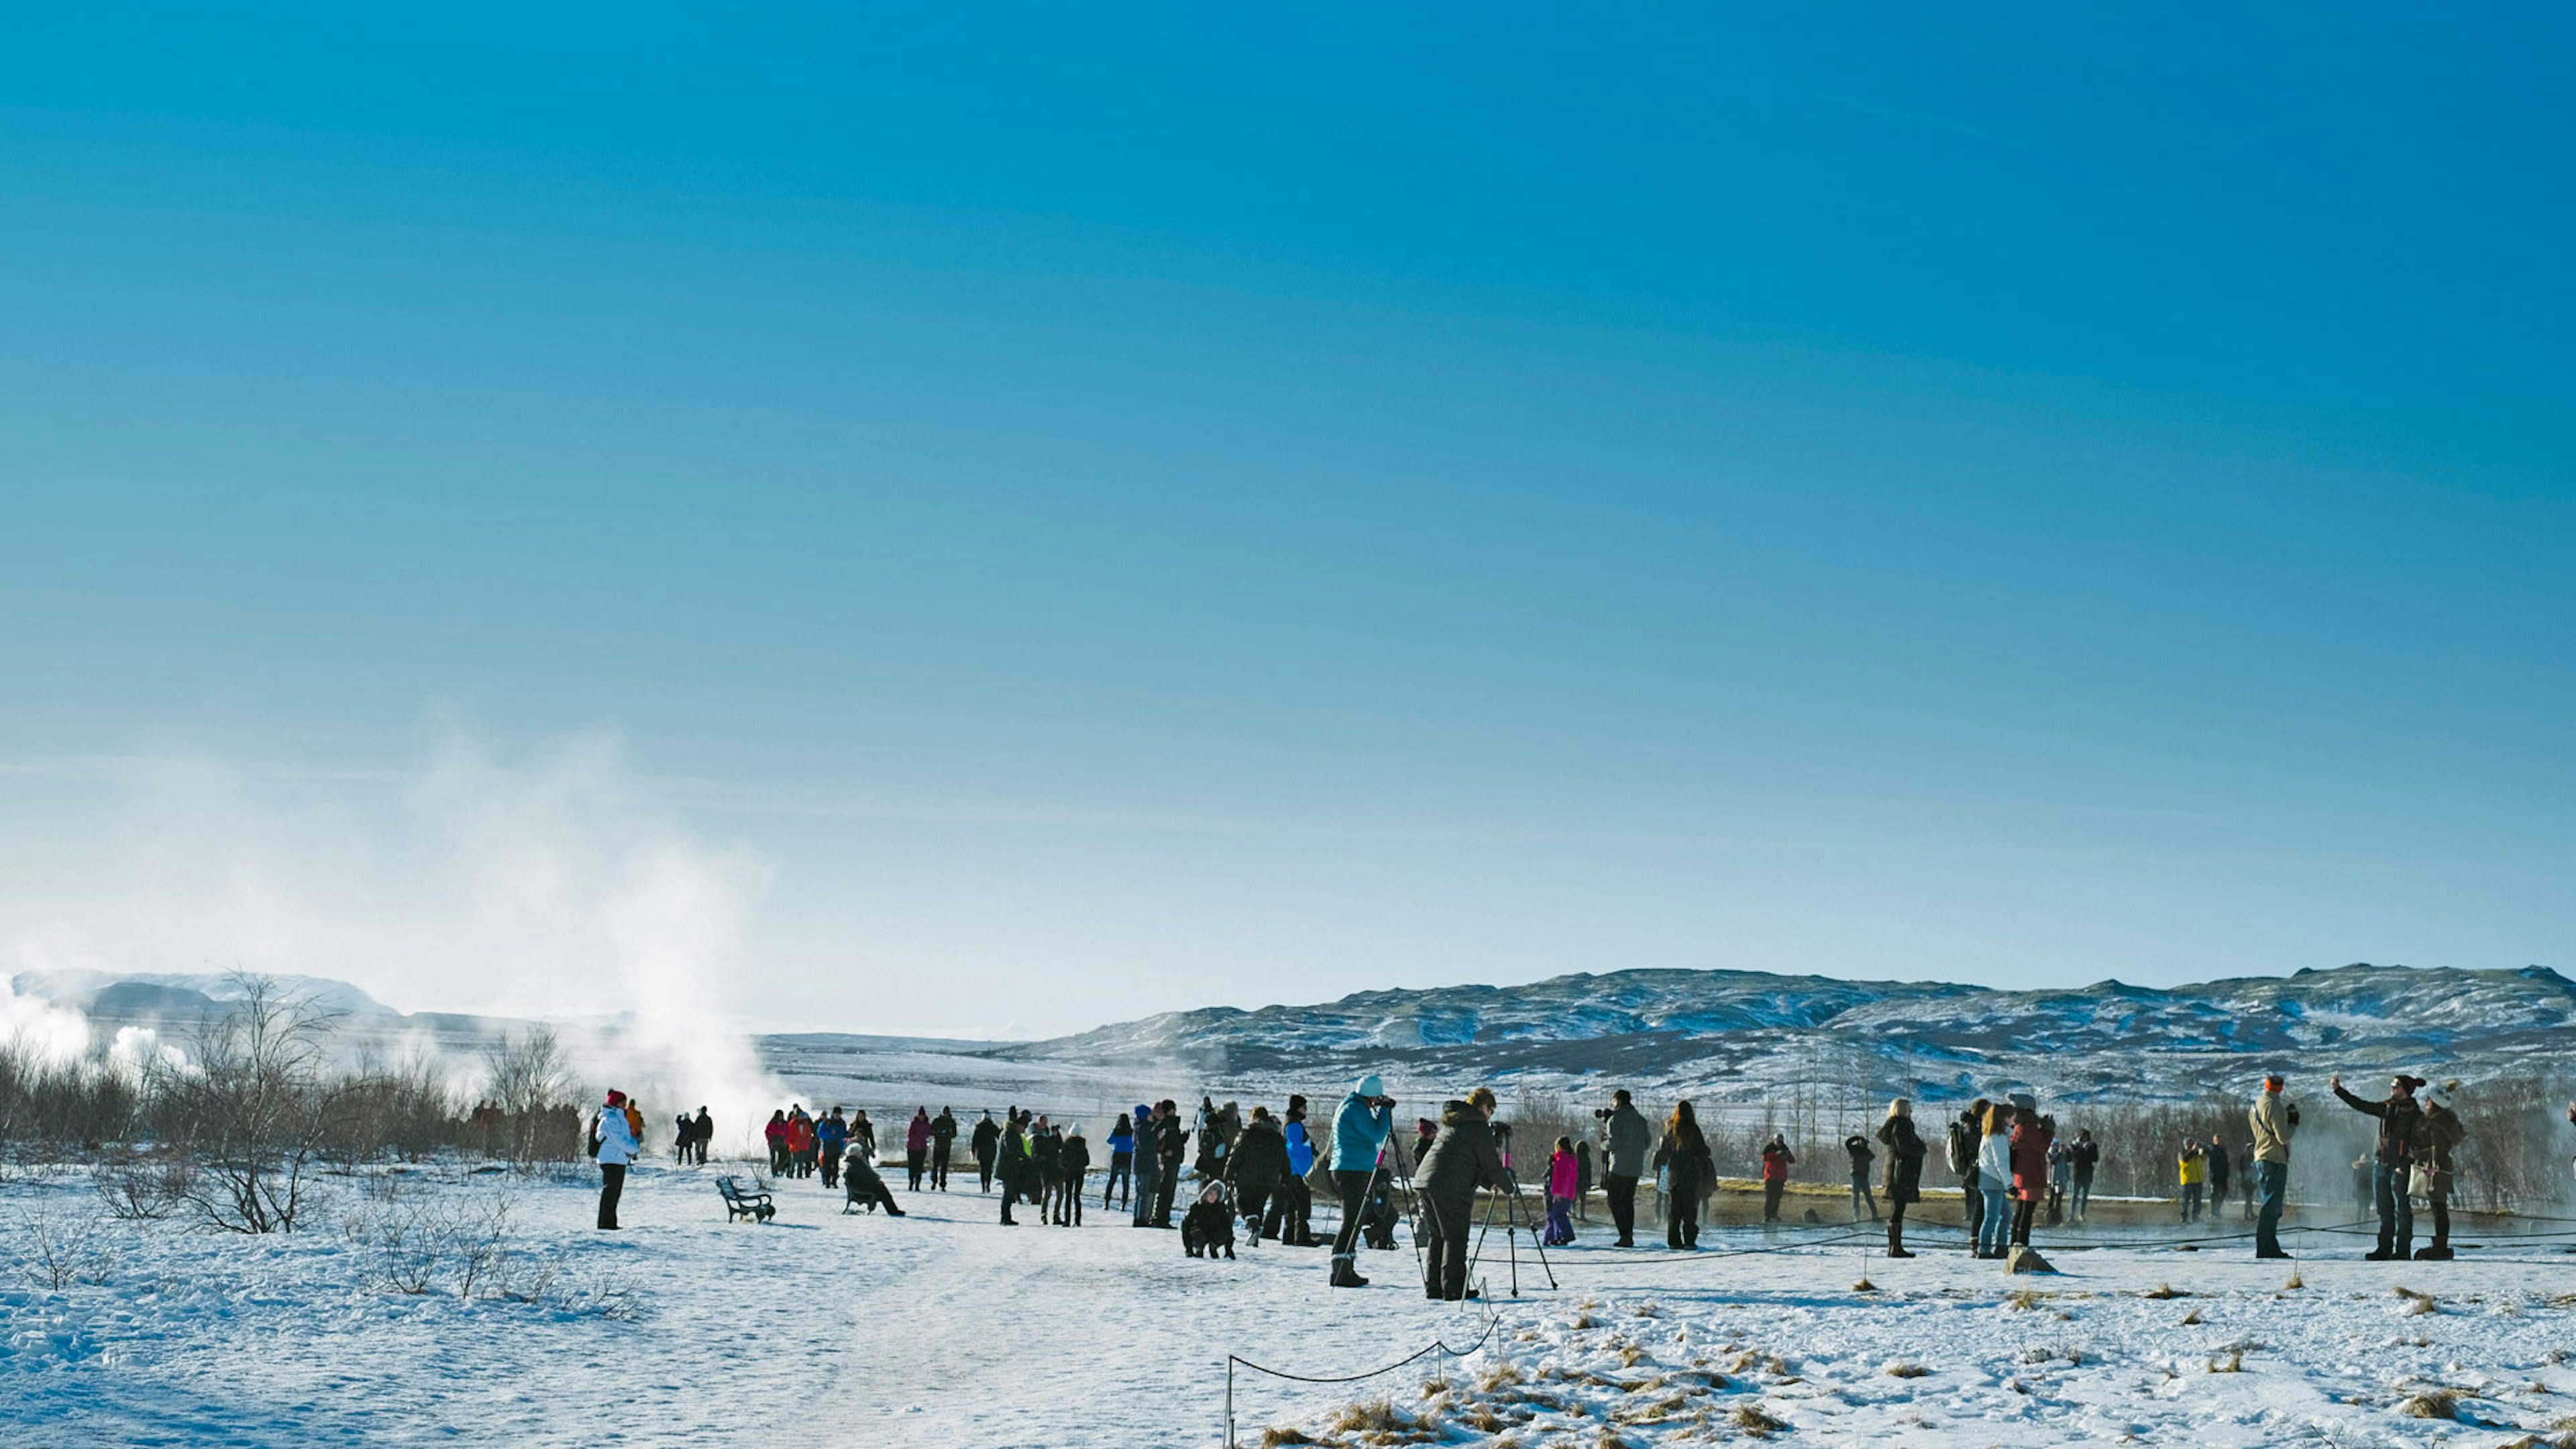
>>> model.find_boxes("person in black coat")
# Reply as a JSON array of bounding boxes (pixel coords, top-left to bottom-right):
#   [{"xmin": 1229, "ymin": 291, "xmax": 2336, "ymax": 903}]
[
  {"xmin": 1055, "ymin": 1129, "xmax": 1091, "ymax": 1226},
  {"xmin": 1225, "ymin": 1108, "xmax": 1291, "ymax": 1245},
  {"xmin": 1651, "ymin": 1100, "xmax": 1717, "ymax": 1250},
  {"xmin": 1151, "ymin": 1101, "xmax": 1189, "ymax": 1228},
  {"xmin": 1875, "ymin": 1099, "xmax": 1926, "ymax": 1258},
  {"xmin": 1414, "ymin": 1089, "xmax": 1509, "ymax": 1299},
  {"xmin": 971, "ymin": 1111, "xmax": 1001, "ymax": 1193}
]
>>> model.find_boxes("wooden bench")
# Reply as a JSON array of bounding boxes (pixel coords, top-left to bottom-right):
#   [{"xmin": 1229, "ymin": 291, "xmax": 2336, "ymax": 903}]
[{"xmin": 716, "ymin": 1175, "xmax": 776, "ymax": 1223}]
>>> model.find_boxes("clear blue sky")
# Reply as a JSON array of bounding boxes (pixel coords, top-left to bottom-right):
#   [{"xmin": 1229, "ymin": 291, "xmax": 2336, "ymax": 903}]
[{"xmin": 3, "ymin": 5, "xmax": 2569, "ymax": 1036}]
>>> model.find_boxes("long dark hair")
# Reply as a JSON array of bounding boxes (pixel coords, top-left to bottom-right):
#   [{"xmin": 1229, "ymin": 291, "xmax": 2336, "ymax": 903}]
[{"xmin": 1666, "ymin": 1099, "xmax": 1705, "ymax": 1153}]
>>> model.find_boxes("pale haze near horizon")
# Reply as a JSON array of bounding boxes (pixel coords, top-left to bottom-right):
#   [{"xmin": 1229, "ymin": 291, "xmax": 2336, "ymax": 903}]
[{"xmin": 3, "ymin": 8, "xmax": 2571, "ymax": 1038}]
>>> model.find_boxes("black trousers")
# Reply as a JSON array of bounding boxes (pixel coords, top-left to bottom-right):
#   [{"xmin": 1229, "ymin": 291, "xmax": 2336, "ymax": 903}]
[
  {"xmin": 1667, "ymin": 1184, "xmax": 1700, "ymax": 1248},
  {"xmin": 2010, "ymin": 1196, "xmax": 2036, "ymax": 1246},
  {"xmin": 1605, "ymin": 1173, "xmax": 1639, "ymax": 1243},
  {"xmin": 1237, "ymin": 1185, "xmax": 1272, "ymax": 1239},
  {"xmin": 1153, "ymin": 1160, "xmax": 1182, "ymax": 1225},
  {"xmin": 820, "ymin": 1146, "xmax": 843, "ymax": 1189},
  {"xmin": 906, "ymin": 1148, "xmax": 926, "ymax": 1190},
  {"xmin": 1421, "ymin": 1193, "xmax": 1472, "ymax": 1298},
  {"xmin": 930, "ymin": 1140, "xmax": 952, "ymax": 1189},
  {"xmin": 597, "ymin": 1163, "xmax": 626, "ymax": 1229},
  {"xmin": 1331, "ymin": 1169, "xmax": 1373, "ymax": 1256},
  {"xmin": 976, "ymin": 1150, "xmax": 995, "ymax": 1192},
  {"xmin": 1762, "ymin": 1180, "xmax": 1784, "ymax": 1221},
  {"xmin": 2426, "ymin": 1184, "xmax": 2451, "ymax": 1249},
  {"xmin": 1962, "ymin": 1175, "xmax": 1984, "ymax": 1238},
  {"xmin": 1262, "ymin": 1177, "xmax": 1310, "ymax": 1242}
]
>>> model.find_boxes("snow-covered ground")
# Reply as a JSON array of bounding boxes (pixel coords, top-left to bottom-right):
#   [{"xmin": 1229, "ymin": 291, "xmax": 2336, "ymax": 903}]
[{"xmin": 7, "ymin": 1163, "xmax": 2576, "ymax": 1447}]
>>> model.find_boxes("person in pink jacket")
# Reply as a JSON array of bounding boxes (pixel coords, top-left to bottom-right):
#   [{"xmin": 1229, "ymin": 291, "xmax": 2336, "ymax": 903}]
[
  {"xmin": 1543, "ymin": 1136, "xmax": 1580, "ymax": 1246},
  {"xmin": 905, "ymin": 1108, "xmax": 933, "ymax": 1191}
]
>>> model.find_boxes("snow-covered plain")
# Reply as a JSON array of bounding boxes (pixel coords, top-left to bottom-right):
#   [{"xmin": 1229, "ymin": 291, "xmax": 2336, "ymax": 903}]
[{"xmin": 8, "ymin": 1162, "xmax": 2576, "ymax": 1447}]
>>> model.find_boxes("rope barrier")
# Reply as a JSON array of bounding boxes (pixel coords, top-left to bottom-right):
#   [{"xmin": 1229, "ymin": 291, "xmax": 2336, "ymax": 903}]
[{"xmin": 1224, "ymin": 1309, "xmax": 1504, "ymax": 1448}]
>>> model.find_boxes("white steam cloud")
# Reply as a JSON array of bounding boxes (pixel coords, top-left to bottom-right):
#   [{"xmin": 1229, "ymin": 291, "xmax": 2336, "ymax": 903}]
[{"xmin": 3, "ymin": 725, "xmax": 788, "ymax": 1150}]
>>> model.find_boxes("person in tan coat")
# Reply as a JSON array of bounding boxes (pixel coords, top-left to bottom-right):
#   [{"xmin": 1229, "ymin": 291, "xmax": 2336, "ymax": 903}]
[{"xmin": 2246, "ymin": 1073, "xmax": 2299, "ymax": 1258}]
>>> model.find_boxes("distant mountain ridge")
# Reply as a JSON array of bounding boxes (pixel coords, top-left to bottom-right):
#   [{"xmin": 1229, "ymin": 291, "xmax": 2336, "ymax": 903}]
[{"xmin": 1004, "ymin": 962, "xmax": 2576, "ymax": 1102}]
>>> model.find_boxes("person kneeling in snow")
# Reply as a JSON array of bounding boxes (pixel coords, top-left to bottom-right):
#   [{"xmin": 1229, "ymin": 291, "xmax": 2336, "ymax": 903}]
[
  {"xmin": 1183, "ymin": 1183, "xmax": 1237, "ymax": 1259},
  {"xmin": 843, "ymin": 1145, "xmax": 907, "ymax": 1217}
]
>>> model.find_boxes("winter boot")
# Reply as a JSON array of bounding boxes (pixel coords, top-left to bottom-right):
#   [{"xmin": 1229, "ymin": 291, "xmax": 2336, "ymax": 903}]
[
  {"xmin": 2413, "ymin": 1243, "xmax": 2453, "ymax": 1260},
  {"xmin": 1330, "ymin": 1253, "xmax": 1369, "ymax": 1289},
  {"xmin": 1886, "ymin": 1221, "xmax": 1913, "ymax": 1258}
]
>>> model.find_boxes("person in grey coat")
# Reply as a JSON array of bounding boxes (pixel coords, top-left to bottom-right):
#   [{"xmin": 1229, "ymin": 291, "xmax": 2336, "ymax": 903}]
[
  {"xmin": 1414, "ymin": 1087, "xmax": 1508, "ymax": 1300},
  {"xmin": 1598, "ymin": 1089, "xmax": 1652, "ymax": 1248}
]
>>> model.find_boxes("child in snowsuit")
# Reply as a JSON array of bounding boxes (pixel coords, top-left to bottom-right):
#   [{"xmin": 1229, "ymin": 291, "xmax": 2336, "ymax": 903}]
[
  {"xmin": 1544, "ymin": 1136, "xmax": 1578, "ymax": 1246},
  {"xmin": 1183, "ymin": 1183, "xmax": 1237, "ymax": 1259}
]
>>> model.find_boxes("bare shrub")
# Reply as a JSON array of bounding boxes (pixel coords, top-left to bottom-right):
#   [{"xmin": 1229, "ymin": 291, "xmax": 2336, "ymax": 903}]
[
  {"xmin": 481, "ymin": 1028, "xmax": 578, "ymax": 1170},
  {"xmin": 12, "ymin": 1207, "xmax": 117, "ymax": 1289},
  {"xmin": 91, "ymin": 1150, "xmax": 194, "ymax": 1221},
  {"xmin": 164, "ymin": 974, "xmax": 350, "ymax": 1233},
  {"xmin": 339, "ymin": 1183, "xmax": 518, "ymax": 1298}
]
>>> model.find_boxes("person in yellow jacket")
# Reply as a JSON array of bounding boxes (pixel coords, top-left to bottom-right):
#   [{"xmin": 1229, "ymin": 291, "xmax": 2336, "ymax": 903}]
[{"xmin": 2177, "ymin": 1138, "xmax": 2208, "ymax": 1222}]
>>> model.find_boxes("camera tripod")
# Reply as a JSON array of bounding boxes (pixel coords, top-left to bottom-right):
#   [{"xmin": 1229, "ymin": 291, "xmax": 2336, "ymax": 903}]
[{"xmin": 1463, "ymin": 1142, "xmax": 1557, "ymax": 1297}]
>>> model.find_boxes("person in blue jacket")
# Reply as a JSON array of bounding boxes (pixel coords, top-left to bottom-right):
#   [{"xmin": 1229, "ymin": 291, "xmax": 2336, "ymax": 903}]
[
  {"xmin": 814, "ymin": 1108, "xmax": 849, "ymax": 1191},
  {"xmin": 1328, "ymin": 1075, "xmax": 1396, "ymax": 1287},
  {"xmin": 1264, "ymin": 1095, "xmax": 1319, "ymax": 1246}
]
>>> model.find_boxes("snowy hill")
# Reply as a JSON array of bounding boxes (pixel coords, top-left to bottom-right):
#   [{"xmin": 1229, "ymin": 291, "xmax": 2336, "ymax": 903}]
[{"xmin": 1005, "ymin": 962, "xmax": 2576, "ymax": 1102}]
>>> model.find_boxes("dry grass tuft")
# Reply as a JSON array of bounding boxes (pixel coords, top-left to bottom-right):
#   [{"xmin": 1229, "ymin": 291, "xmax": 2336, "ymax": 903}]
[
  {"xmin": 1326, "ymin": 1397, "xmax": 1411, "ymax": 1435},
  {"xmin": 1478, "ymin": 1362, "xmax": 1523, "ymax": 1393},
  {"xmin": 2180, "ymin": 1307, "xmax": 2202, "ymax": 1326},
  {"xmin": 2141, "ymin": 1282, "xmax": 2188, "ymax": 1300},
  {"xmin": 1884, "ymin": 1361, "xmax": 1930, "ymax": 1379},
  {"xmin": 1731, "ymin": 1403, "xmax": 1789, "ymax": 1438},
  {"xmin": 1257, "ymin": 1430, "xmax": 1316, "ymax": 1448},
  {"xmin": 2004, "ymin": 1289, "xmax": 2041, "ymax": 1311},
  {"xmin": 2283, "ymin": 1270, "xmax": 2304, "ymax": 1291},
  {"xmin": 2395, "ymin": 1387, "xmax": 2460, "ymax": 1420},
  {"xmin": 2208, "ymin": 1350, "xmax": 2243, "ymax": 1374},
  {"xmin": 1853, "ymin": 1275, "xmax": 1877, "ymax": 1293}
]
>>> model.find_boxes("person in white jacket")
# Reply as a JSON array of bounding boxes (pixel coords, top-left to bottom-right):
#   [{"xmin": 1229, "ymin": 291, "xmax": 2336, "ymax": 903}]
[
  {"xmin": 593, "ymin": 1089, "xmax": 641, "ymax": 1230},
  {"xmin": 1974, "ymin": 1102, "xmax": 2015, "ymax": 1259}
]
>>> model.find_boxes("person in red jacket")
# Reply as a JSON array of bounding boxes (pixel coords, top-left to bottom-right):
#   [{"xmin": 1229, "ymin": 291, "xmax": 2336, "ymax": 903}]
[
  {"xmin": 1759, "ymin": 1134, "xmax": 1795, "ymax": 1222},
  {"xmin": 2006, "ymin": 1095, "xmax": 2054, "ymax": 1249},
  {"xmin": 787, "ymin": 1109, "xmax": 816, "ymax": 1179},
  {"xmin": 764, "ymin": 1110, "xmax": 790, "ymax": 1174}
]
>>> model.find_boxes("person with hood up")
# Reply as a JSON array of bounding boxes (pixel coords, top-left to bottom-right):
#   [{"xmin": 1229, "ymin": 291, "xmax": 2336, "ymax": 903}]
[
  {"xmin": 1949, "ymin": 1101, "xmax": 1989, "ymax": 1248},
  {"xmin": 688, "ymin": 1107, "xmax": 712, "ymax": 1166},
  {"xmin": 2247, "ymin": 1073, "xmax": 2299, "ymax": 1259},
  {"xmin": 1104, "ymin": 1112, "xmax": 1137, "ymax": 1211},
  {"xmin": 1758, "ymin": 1134, "xmax": 1795, "ymax": 1223},
  {"xmin": 1572, "ymin": 1139, "xmax": 1594, "ymax": 1222},
  {"xmin": 2416, "ymin": 1082, "xmax": 2466, "ymax": 1260},
  {"xmin": 1328, "ymin": 1077, "xmax": 1396, "ymax": 1287},
  {"xmin": 2008, "ymin": 1101, "xmax": 2052, "ymax": 1248},
  {"xmin": 1226, "ymin": 1106, "xmax": 1291, "ymax": 1245},
  {"xmin": 906, "ymin": 1108, "xmax": 932, "ymax": 1191},
  {"xmin": 843, "ymin": 1136, "xmax": 906, "ymax": 1216},
  {"xmin": 1415, "ymin": 1087, "xmax": 1509, "ymax": 1299},
  {"xmin": 1542, "ymin": 1136, "xmax": 1579, "ymax": 1246},
  {"xmin": 971, "ymin": 1110, "xmax": 1001, "ymax": 1193},
  {"xmin": 1974, "ymin": 1102, "xmax": 2014, "ymax": 1258},
  {"xmin": 1599, "ymin": 1089, "xmax": 1652, "ymax": 1248},
  {"xmin": 1875, "ymin": 1098, "xmax": 1925, "ymax": 1258},
  {"xmin": 591, "ymin": 1089, "xmax": 640, "ymax": 1230},
  {"xmin": 2333, "ymin": 1073, "xmax": 2428, "ymax": 1260},
  {"xmin": 1652, "ymin": 1100, "xmax": 1717, "ymax": 1250},
  {"xmin": 786, "ymin": 1108, "xmax": 816, "ymax": 1179},
  {"xmin": 1843, "ymin": 1131, "xmax": 1878, "ymax": 1220},
  {"xmin": 930, "ymin": 1107, "xmax": 958, "ymax": 1189},
  {"xmin": 764, "ymin": 1110, "xmax": 790, "ymax": 1175}
]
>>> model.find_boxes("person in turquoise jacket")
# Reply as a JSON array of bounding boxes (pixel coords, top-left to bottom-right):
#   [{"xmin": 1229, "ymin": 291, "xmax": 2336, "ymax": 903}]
[{"xmin": 1328, "ymin": 1075, "xmax": 1395, "ymax": 1287}]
